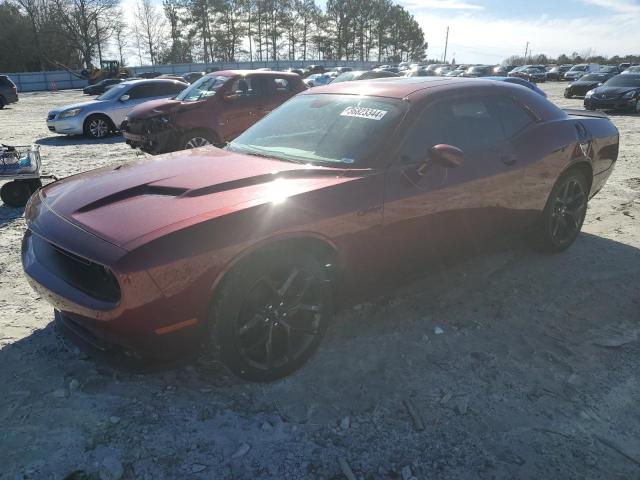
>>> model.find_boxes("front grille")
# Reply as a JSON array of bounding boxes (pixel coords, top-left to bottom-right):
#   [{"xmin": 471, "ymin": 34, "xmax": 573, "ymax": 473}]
[{"xmin": 31, "ymin": 234, "xmax": 121, "ymax": 303}]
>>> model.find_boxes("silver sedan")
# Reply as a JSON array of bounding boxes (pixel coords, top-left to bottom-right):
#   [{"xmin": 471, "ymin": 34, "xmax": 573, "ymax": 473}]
[{"xmin": 46, "ymin": 79, "xmax": 187, "ymax": 139}]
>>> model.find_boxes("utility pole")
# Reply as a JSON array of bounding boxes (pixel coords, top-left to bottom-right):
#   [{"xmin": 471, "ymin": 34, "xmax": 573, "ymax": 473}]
[
  {"xmin": 443, "ymin": 26, "xmax": 449, "ymax": 63},
  {"xmin": 523, "ymin": 41, "xmax": 529, "ymax": 65}
]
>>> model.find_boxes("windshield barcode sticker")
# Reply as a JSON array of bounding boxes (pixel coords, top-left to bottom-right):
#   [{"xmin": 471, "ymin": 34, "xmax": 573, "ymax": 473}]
[{"xmin": 340, "ymin": 107, "xmax": 388, "ymax": 120}]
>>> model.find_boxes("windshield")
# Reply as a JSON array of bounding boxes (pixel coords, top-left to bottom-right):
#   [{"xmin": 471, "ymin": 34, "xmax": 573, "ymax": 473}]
[
  {"xmin": 97, "ymin": 83, "xmax": 129, "ymax": 100},
  {"xmin": 605, "ymin": 75, "xmax": 640, "ymax": 87},
  {"xmin": 580, "ymin": 74, "xmax": 608, "ymax": 82},
  {"xmin": 175, "ymin": 75, "xmax": 229, "ymax": 101},
  {"xmin": 569, "ymin": 65, "xmax": 588, "ymax": 72},
  {"xmin": 227, "ymin": 94, "xmax": 406, "ymax": 167}
]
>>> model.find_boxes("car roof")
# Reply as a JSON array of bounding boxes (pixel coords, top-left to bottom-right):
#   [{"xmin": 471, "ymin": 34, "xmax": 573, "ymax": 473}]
[
  {"xmin": 206, "ymin": 70, "xmax": 301, "ymax": 78},
  {"xmin": 119, "ymin": 78, "xmax": 187, "ymax": 86},
  {"xmin": 305, "ymin": 77, "xmax": 502, "ymax": 100}
]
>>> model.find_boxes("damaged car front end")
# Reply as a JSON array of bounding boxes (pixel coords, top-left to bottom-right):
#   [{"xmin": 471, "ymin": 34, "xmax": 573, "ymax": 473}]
[{"xmin": 123, "ymin": 112, "xmax": 179, "ymax": 155}]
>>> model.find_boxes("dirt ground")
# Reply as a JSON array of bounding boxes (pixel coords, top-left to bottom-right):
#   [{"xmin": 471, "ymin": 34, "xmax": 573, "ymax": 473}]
[{"xmin": 0, "ymin": 83, "xmax": 639, "ymax": 480}]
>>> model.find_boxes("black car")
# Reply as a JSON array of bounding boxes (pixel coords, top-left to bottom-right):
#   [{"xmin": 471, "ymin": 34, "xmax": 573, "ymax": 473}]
[
  {"xmin": 493, "ymin": 65, "xmax": 516, "ymax": 75},
  {"xmin": 0, "ymin": 75, "xmax": 18, "ymax": 108},
  {"xmin": 461, "ymin": 65, "xmax": 494, "ymax": 77},
  {"xmin": 600, "ymin": 65, "xmax": 621, "ymax": 75},
  {"xmin": 546, "ymin": 65, "xmax": 572, "ymax": 81},
  {"xmin": 584, "ymin": 73, "xmax": 640, "ymax": 112},
  {"xmin": 331, "ymin": 70, "xmax": 399, "ymax": 83},
  {"xmin": 181, "ymin": 71, "xmax": 205, "ymax": 83},
  {"xmin": 520, "ymin": 67, "xmax": 546, "ymax": 83},
  {"xmin": 565, "ymin": 73, "xmax": 613, "ymax": 98},
  {"xmin": 303, "ymin": 65, "xmax": 325, "ymax": 77},
  {"xmin": 83, "ymin": 78, "xmax": 123, "ymax": 95}
]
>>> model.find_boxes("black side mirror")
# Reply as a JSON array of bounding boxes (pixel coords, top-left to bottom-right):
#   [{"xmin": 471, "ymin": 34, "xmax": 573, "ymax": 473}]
[{"xmin": 429, "ymin": 144, "xmax": 464, "ymax": 168}]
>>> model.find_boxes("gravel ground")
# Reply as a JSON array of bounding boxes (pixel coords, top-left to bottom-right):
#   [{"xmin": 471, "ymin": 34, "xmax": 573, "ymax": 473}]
[{"xmin": 0, "ymin": 83, "xmax": 639, "ymax": 480}]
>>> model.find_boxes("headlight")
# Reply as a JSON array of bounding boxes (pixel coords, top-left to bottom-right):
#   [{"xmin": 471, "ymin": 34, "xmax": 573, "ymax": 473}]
[
  {"xmin": 622, "ymin": 91, "xmax": 637, "ymax": 99},
  {"xmin": 59, "ymin": 108, "xmax": 81, "ymax": 119},
  {"xmin": 585, "ymin": 90, "xmax": 595, "ymax": 98}
]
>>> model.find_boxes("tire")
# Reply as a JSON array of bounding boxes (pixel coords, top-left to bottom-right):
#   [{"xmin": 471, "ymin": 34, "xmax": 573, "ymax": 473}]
[
  {"xmin": 84, "ymin": 114, "xmax": 113, "ymax": 139},
  {"xmin": 209, "ymin": 249, "xmax": 333, "ymax": 382},
  {"xmin": 0, "ymin": 96, "xmax": 5, "ymax": 109},
  {"xmin": 564, "ymin": 91, "xmax": 572, "ymax": 99},
  {"xmin": 533, "ymin": 170, "xmax": 589, "ymax": 253},
  {"xmin": 181, "ymin": 130, "xmax": 218, "ymax": 150},
  {"xmin": 25, "ymin": 178, "xmax": 42, "ymax": 194},
  {"xmin": 1, "ymin": 180, "xmax": 32, "ymax": 207}
]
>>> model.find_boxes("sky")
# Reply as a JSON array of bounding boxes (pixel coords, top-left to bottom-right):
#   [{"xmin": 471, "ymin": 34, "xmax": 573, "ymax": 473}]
[
  {"xmin": 119, "ymin": 0, "xmax": 640, "ymax": 65},
  {"xmin": 397, "ymin": 0, "xmax": 640, "ymax": 63}
]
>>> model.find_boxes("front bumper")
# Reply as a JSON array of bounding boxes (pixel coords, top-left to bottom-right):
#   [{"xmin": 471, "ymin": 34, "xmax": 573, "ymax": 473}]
[
  {"xmin": 46, "ymin": 115, "xmax": 84, "ymax": 134},
  {"xmin": 21, "ymin": 195, "xmax": 205, "ymax": 364},
  {"xmin": 123, "ymin": 120, "xmax": 178, "ymax": 154},
  {"xmin": 584, "ymin": 96, "xmax": 636, "ymax": 111}
]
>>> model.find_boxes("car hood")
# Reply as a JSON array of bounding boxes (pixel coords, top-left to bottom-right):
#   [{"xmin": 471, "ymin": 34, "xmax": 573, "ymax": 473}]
[
  {"xmin": 49, "ymin": 99, "xmax": 106, "ymax": 115},
  {"xmin": 592, "ymin": 86, "xmax": 639, "ymax": 97},
  {"xmin": 126, "ymin": 98, "xmax": 186, "ymax": 120},
  {"xmin": 571, "ymin": 80, "xmax": 601, "ymax": 87},
  {"xmin": 35, "ymin": 147, "xmax": 367, "ymax": 250}
]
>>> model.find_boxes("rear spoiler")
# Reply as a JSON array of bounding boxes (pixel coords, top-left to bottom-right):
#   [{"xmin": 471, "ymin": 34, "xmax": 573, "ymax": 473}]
[{"xmin": 563, "ymin": 108, "xmax": 611, "ymax": 119}]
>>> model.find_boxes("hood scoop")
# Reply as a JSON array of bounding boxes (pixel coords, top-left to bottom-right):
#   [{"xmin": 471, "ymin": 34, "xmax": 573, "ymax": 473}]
[
  {"xmin": 77, "ymin": 184, "xmax": 188, "ymax": 213},
  {"xmin": 183, "ymin": 167, "xmax": 362, "ymax": 198}
]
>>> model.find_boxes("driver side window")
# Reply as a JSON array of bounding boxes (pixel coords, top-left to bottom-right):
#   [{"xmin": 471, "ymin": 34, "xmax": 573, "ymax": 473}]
[
  {"xmin": 402, "ymin": 96, "xmax": 504, "ymax": 163},
  {"xmin": 230, "ymin": 77, "xmax": 266, "ymax": 97}
]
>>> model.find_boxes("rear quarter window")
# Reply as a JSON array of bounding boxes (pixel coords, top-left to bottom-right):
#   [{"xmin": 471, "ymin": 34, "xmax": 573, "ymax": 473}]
[
  {"xmin": 492, "ymin": 97, "xmax": 536, "ymax": 139},
  {"xmin": 272, "ymin": 78, "xmax": 291, "ymax": 93}
]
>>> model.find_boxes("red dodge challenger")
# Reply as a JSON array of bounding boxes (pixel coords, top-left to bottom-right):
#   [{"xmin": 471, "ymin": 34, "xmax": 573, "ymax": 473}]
[{"xmin": 22, "ymin": 78, "xmax": 619, "ymax": 381}]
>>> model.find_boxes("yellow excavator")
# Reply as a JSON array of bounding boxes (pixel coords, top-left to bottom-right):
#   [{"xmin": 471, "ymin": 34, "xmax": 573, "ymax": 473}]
[
  {"xmin": 87, "ymin": 60, "xmax": 132, "ymax": 84},
  {"xmin": 48, "ymin": 59, "xmax": 132, "ymax": 84}
]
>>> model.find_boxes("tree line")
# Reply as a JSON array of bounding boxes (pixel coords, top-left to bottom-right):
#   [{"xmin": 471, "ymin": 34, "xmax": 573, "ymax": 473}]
[
  {"xmin": 503, "ymin": 51, "xmax": 640, "ymax": 67},
  {"xmin": 0, "ymin": 0, "xmax": 427, "ymax": 72}
]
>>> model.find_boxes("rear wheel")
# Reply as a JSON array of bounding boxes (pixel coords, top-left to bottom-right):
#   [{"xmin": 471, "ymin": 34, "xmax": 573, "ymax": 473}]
[
  {"xmin": 84, "ymin": 114, "xmax": 113, "ymax": 139},
  {"xmin": 209, "ymin": 250, "xmax": 332, "ymax": 382},
  {"xmin": 1, "ymin": 180, "xmax": 32, "ymax": 207},
  {"xmin": 533, "ymin": 170, "xmax": 588, "ymax": 253}
]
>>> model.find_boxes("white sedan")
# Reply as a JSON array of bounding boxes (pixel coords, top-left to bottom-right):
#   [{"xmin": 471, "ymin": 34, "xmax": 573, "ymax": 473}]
[{"xmin": 46, "ymin": 79, "xmax": 187, "ymax": 139}]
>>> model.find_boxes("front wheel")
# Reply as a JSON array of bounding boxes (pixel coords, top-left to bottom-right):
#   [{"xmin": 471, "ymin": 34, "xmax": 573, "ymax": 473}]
[
  {"xmin": 181, "ymin": 130, "xmax": 217, "ymax": 150},
  {"xmin": 533, "ymin": 170, "xmax": 589, "ymax": 253},
  {"xmin": 209, "ymin": 250, "xmax": 332, "ymax": 382},
  {"xmin": 84, "ymin": 114, "xmax": 112, "ymax": 139}
]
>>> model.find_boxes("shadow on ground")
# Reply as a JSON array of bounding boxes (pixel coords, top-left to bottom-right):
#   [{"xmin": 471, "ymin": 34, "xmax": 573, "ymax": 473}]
[
  {"xmin": 36, "ymin": 134, "xmax": 124, "ymax": 147},
  {"xmin": 2, "ymin": 233, "xmax": 639, "ymax": 479},
  {"xmin": 0, "ymin": 204, "xmax": 24, "ymax": 226}
]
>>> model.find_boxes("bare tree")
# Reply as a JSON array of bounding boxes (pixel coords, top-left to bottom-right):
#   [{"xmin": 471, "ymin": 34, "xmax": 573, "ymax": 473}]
[
  {"xmin": 111, "ymin": 8, "xmax": 128, "ymax": 65},
  {"xmin": 134, "ymin": 0, "xmax": 166, "ymax": 65},
  {"xmin": 52, "ymin": 0, "xmax": 119, "ymax": 68}
]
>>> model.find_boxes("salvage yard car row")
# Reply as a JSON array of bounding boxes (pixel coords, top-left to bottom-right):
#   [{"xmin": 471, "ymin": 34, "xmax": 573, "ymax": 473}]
[{"xmin": 37, "ymin": 65, "xmax": 640, "ymax": 153}]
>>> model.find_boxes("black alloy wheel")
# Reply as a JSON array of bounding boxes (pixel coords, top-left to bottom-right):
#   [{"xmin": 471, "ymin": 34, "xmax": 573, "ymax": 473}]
[
  {"xmin": 536, "ymin": 170, "xmax": 588, "ymax": 253},
  {"xmin": 211, "ymin": 251, "xmax": 332, "ymax": 381}
]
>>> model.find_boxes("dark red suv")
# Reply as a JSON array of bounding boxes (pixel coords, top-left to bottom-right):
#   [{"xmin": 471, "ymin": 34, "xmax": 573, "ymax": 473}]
[{"xmin": 123, "ymin": 70, "xmax": 306, "ymax": 154}]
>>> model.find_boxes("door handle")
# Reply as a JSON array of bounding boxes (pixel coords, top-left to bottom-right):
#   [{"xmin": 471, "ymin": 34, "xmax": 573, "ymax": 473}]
[{"xmin": 501, "ymin": 154, "xmax": 517, "ymax": 166}]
